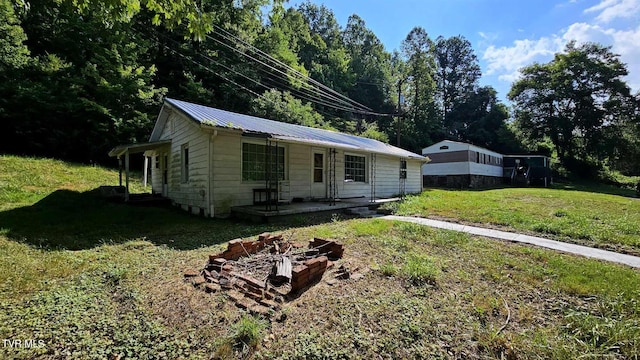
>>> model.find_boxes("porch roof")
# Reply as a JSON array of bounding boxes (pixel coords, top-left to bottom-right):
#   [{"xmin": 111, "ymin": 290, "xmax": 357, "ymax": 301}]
[{"xmin": 108, "ymin": 140, "xmax": 171, "ymax": 158}]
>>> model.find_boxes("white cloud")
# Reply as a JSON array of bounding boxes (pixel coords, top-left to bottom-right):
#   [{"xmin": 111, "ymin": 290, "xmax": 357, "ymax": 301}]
[
  {"xmin": 483, "ymin": 37, "xmax": 564, "ymax": 82},
  {"xmin": 584, "ymin": 0, "xmax": 640, "ymax": 23},
  {"xmin": 563, "ymin": 23, "xmax": 640, "ymax": 90},
  {"xmin": 482, "ymin": 22, "xmax": 640, "ymax": 92}
]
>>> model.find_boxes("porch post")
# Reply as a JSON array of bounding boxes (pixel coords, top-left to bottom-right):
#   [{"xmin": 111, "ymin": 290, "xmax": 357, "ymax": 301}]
[
  {"xmin": 125, "ymin": 150, "xmax": 130, "ymax": 202},
  {"xmin": 143, "ymin": 156, "xmax": 149, "ymax": 187},
  {"xmin": 118, "ymin": 157, "xmax": 123, "ymax": 187}
]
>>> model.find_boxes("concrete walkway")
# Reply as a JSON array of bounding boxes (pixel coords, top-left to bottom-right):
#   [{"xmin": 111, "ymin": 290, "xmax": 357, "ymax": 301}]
[{"xmin": 381, "ymin": 215, "xmax": 640, "ymax": 269}]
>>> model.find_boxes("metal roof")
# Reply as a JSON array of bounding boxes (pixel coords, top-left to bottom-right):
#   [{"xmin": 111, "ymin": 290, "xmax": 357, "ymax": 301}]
[{"xmin": 164, "ymin": 98, "xmax": 425, "ymax": 160}]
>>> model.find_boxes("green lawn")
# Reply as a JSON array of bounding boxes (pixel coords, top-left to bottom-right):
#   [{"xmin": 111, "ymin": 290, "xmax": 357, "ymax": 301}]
[
  {"xmin": 390, "ymin": 186, "xmax": 640, "ymax": 255},
  {"xmin": 1, "ymin": 155, "xmax": 640, "ymax": 359}
]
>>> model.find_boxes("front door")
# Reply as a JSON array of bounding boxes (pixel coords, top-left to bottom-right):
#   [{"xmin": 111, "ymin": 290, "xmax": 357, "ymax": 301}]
[{"xmin": 311, "ymin": 149, "xmax": 326, "ymax": 199}]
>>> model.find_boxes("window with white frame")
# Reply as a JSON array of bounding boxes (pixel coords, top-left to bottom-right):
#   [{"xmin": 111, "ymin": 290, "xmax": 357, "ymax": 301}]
[
  {"xmin": 242, "ymin": 142, "xmax": 285, "ymax": 181},
  {"xmin": 344, "ymin": 154, "xmax": 366, "ymax": 182}
]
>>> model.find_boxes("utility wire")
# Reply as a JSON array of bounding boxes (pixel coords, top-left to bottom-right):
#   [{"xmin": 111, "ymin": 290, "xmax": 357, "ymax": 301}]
[
  {"xmin": 210, "ymin": 25, "xmax": 387, "ymax": 114},
  {"xmin": 140, "ymin": 29, "xmax": 341, "ymax": 120},
  {"xmin": 212, "ymin": 24, "xmax": 370, "ymax": 110},
  {"xmin": 205, "ymin": 33, "xmax": 365, "ymax": 112},
  {"xmin": 149, "ymin": 29, "xmax": 375, "ymax": 115}
]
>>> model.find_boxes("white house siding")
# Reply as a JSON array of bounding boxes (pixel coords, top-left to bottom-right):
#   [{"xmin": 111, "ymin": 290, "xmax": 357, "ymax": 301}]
[
  {"xmin": 423, "ymin": 162, "xmax": 470, "ymax": 176},
  {"xmin": 149, "ymin": 148, "xmax": 168, "ymax": 196},
  {"xmin": 469, "ymin": 162, "xmax": 503, "ymax": 177},
  {"xmin": 422, "ymin": 140, "xmax": 470, "ymax": 154},
  {"xmin": 372, "ymin": 154, "xmax": 400, "ymax": 196},
  {"xmin": 287, "ymin": 143, "xmax": 312, "ymax": 199},
  {"xmin": 405, "ymin": 160, "xmax": 423, "ymax": 193},
  {"xmin": 156, "ymin": 113, "xmax": 211, "ymax": 215},
  {"xmin": 210, "ymin": 133, "xmax": 319, "ymax": 214}
]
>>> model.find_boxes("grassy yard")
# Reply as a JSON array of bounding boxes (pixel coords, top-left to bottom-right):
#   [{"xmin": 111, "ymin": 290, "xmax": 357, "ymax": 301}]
[
  {"xmin": 1, "ymin": 155, "xmax": 640, "ymax": 359},
  {"xmin": 389, "ymin": 185, "xmax": 640, "ymax": 256}
]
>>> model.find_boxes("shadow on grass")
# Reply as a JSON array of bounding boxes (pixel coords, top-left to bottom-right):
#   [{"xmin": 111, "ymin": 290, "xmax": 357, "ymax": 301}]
[{"xmin": 0, "ymin": 188, "xmax": 293, "ymax": 251}]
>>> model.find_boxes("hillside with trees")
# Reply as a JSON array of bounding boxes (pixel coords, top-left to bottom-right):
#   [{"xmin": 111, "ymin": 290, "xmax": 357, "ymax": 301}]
[{"xmin": 1, "ymin": 0, "xmax": 638, "ymax": 182}]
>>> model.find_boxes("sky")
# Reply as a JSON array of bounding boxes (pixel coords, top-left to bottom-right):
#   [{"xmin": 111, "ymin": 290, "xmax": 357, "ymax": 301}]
[{"xmin": 286, "ymin": 0, "xmax": 640, "ymax": 103}]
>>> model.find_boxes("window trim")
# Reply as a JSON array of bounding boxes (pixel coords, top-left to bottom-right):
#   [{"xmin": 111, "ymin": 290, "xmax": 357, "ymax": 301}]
[{"xmin": 344, "ymin": 153, "xmax": 367, "ymax": 183}]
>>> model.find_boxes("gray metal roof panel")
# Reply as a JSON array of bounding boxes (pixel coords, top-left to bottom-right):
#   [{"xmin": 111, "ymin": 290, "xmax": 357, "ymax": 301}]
[{"xmin": 165, "ymin": 98, "xmax": 425, "ymax": 160}]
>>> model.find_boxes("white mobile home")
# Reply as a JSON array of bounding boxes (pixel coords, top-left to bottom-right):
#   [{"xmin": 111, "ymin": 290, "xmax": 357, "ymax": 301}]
[
  {"xmin": 109, "ymin": 98, "xmax": 425, "ymax": 217},
  {"xmin": 422, "ymin": 140, "xmax": 503, "ymax": 188}
]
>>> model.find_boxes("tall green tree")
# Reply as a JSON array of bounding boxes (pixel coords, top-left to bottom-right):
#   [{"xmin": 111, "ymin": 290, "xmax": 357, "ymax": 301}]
[
  {"xmin": 509, "ymin": 42, "xmax": 633, "ymax": 170},
  {"xmin": 2, "ymin": 0, "xmax": 165, "ymax": 162},
  {"xmin": 400, "ymin": 26, "xmax": 439, "ymax": 152},
  {"xmin": 433, "ymin": 35, "xmax": 481, "ymax": 140},
  {"xmin": 456, "ymin": 86, "xmax": 515, "ymax": 152},
  {"xmin": 342, "ymin": 15, "xmax": 392, "ymax": 113}
]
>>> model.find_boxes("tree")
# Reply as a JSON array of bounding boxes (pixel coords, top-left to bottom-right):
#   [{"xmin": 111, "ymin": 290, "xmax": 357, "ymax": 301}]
[
  {"xmin": 509, "ymin": 42, "xmax": 633, "ymax": 170},
  {"xmin": 1, "ymin": 0, "xmax": 165, "ymax": 162},
  {"xmin": 251, "ymin": 89, "xmax": 332, "ymax": 129},
  {"xmin": 433, "ymin": 35, "xmax": 481, "ymax": 139},
  {"xmin": 457, "ymin": 86, "xmax": 513, "ymax": 151},
  {"xmin": 400, "ymin": 27, "xmax": 439, "ymax": 152},
  {"xmin": 31, "ymin": 0, "xmax": 280, "ymax": 40},
  {"xmin": 343, "ymin": 15, "xmax": 392, "ymax": 112}
]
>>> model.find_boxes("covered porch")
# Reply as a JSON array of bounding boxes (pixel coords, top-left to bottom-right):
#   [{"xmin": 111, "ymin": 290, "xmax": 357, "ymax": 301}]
[
  {"xmin": 231, "ymin": 197, "xmax": 400, "ymax": 222},
  {"xmin": 107, "ymin": 140, "xmax": 171, "ymax": 201}
]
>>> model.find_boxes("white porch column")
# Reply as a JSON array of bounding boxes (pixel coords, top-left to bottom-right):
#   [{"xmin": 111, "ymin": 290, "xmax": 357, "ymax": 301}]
[{"xmin": 143, "ymin": 156, "xmax": 149, "ymax": 187}]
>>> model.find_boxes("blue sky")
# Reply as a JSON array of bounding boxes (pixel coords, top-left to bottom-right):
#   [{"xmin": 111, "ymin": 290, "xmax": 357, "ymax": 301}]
[{"xmin": 287, "ymin": 0, "xmax": 640, "ymax": 102}]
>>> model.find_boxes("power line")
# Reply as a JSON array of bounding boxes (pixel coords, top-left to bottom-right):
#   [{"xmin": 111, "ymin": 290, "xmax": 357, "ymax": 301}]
[
  {"xmin": 148, "ymin": 29, "xmax": 380, "ymax": 115},
  {"xmin": 212, "ymin": 25, "xmax": 370, "ymax": 110},
  {"xmin": 205, "ymin": 33, "xmax": 367, "ymax": 112},
  {"xmin": 139, "ymin": 29, "xmax": 344, "ymax": 120},
  {"xmin": 210, "ymin": 25, "xmax": 386, "ymax": 114}
]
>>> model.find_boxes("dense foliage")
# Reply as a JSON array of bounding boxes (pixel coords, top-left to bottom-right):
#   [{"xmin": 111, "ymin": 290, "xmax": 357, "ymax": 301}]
[
  {"xmin": 0, "ymin": 0, "xmax": 638, "ymax": 177},
  {"xmin": 510, "ymin": 42, "xmax": 640, "ymax": 177}
]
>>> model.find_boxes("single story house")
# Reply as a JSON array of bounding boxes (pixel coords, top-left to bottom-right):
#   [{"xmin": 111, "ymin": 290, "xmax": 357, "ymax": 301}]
[
  {"xmin": 422, "ymin": 140, "xmax": 504, "ymax": 188},
  {"xmin": 109, "ymin": 98, "xmax": 426, "ymax": 217}
]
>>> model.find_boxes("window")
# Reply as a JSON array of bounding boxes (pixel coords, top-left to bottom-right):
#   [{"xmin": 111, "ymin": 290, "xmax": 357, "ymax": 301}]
[
  {"xmin": 242, "ymin": 142, "xmax": 285, "ymax": 181},
  {"xmin": 344, "ymin": 154, "xmax": 366, "ymax": 182},
  {"xmin": 313, "ymin": 153, "xmax": 324, "ymax": 183},
  {"xmin": 400, "ymin": 159, "xmax": 407, "ymax": 179},
  {"xmin": 155, "ymin": 156, "xmax": 160, "ymax": 169},
  {"xmin": 439, "ymin": 145, "xmax": 449, "ymax": 150},
  {"xmin": 181, "ymin": 144, "xmax": 189, "ymax": 183}
]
